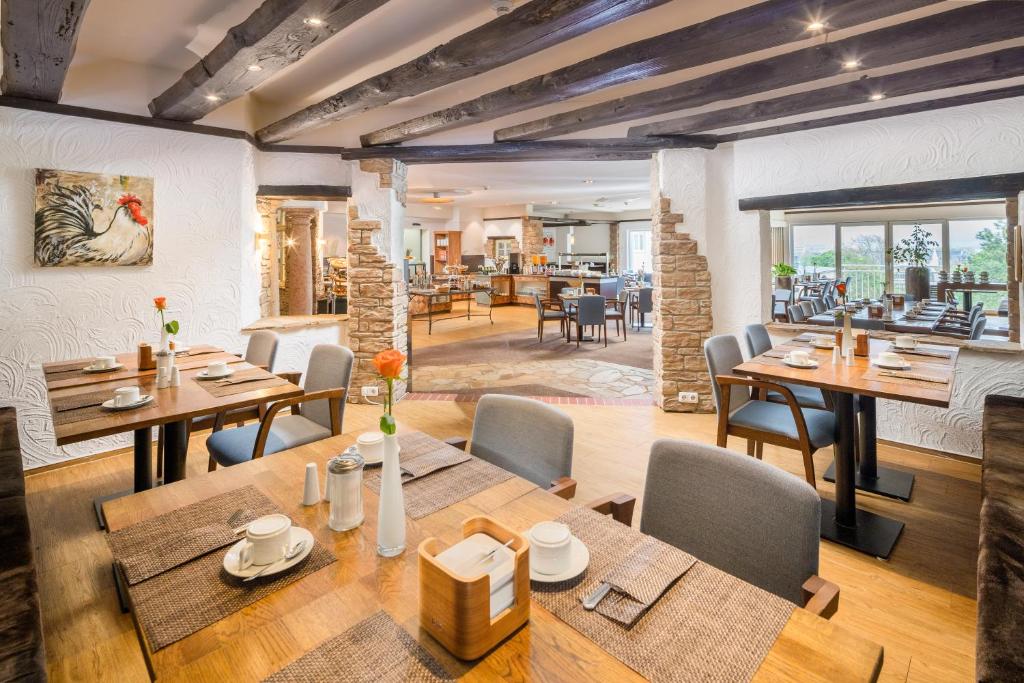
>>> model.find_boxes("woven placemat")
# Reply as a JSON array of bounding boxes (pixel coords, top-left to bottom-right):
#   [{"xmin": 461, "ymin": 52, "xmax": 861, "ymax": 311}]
[
  {"xmin": 363, "ymin": 432, "xmax": 515, "ymax": 520},
  {"xmin": 533, "ymin": 507, "xmax": 794, "ymax": 683},
  {"xmin": 50, "ymin": 387, "xmax": 147, "ymax": 426},
  {"xmin": 44, "ymin": 358, "xmax": 96, "ymax": 375},
  {"xmin": 264, "ymin": 611, "xmax": 452, "ymax": 682},
  {"xmin": 194, "ymin": 368, "xmax": 289, "ymax": 397},
  {"xmin": 108, "ymin": 486, "xmax": 279, "ymax": 585},
  {"xmin": 864, "ymin": 366, "xmax": 950, "ymax": 387},
  {"xmin": 108, "ymin": 485, "xmax": 335, "ymax": 651}
]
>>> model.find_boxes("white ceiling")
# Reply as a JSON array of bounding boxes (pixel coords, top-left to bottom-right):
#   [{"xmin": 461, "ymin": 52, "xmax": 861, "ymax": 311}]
[{"xmin": 56, "ymin": 0, "xmax": 1008, "ymax": 211}]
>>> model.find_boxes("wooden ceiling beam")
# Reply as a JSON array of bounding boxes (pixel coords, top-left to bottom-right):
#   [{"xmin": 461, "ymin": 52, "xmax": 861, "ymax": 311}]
[
  {"xmin": 149, "ymin": 0, "xmax": 390, "ymax": 121},
  {"xmin": 628, "ymin": 47, "xmax": 1024, "ymax": 138},
  {"xmin": 0, "ymin": 0, "xmax": 92, "ymax": 101},
  {"xmin": 359, "ymin": 0, "xmax": 940, "ymax": 147},
  {"xmin": 338, "ymin": 136, "xmax": 718, "ymax": 164},
  {"xmin": 494, "ymin": 1, "xmax": 1024, "ymax": 141},
  {"xmin": 255, "ymin": 0, "xmax": 673, "ymax": 144},
  {"xmin": 256, "ymin": 184, "xmax": 351, "ymax": 200}
]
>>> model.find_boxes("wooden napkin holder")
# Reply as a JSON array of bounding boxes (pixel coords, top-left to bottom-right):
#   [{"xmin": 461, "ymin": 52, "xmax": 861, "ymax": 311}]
[{"xmin": 418, "ymin": 515, "xmax": 530, "ymax": 660}]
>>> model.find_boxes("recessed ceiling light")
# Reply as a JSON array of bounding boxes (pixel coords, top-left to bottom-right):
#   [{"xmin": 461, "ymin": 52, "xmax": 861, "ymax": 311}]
[
  {"xmin": 841, "ymin": 59, "xmax": 861, "ymax": 69},
  {"xmin": 869, "ymin": 93, "xmax": 885, "ymax": 101},
  {"xmin": 247, "ymin": 64, "xmax": 263, "ymax": 72},
  {"xmin": 806, "ymin": 20, "xmax": 826, "ymax": 31},
  {"xmin": 550, "ymin": 200, "xmax": 558, "ymax": 205},
  {"xmin": 204, "ymin": 94, "xmax": 221, "ymax": 102},
  {"xmin": 432, "ymin": 206, "xmax": 442, "ymax": 211},
  {"xmin": 303, "ymin": 17, "xmax": 324, "ymax": 26},
  {"xmin": 583, "ymin": 179, "xmax": 594, "ymax": 184}
]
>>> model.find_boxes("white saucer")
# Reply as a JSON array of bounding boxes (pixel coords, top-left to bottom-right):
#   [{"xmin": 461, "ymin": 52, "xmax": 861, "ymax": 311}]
[
  {"xmin": 809, "ymin": 342, "xmax": 835, "ymax": 350},
  {"xmin": 359, "ymin": 444, "xmax": 396, "ymax": 467},
  {"xmin": 872, "ymin": 359, "xmax": 911, "ymax": 371},
  {"xmin": 783, "ymin": 359, "xmax": 819, "ymax": 369},
  {"xmin": 195, "ymin": 369, "xmax": 234, "ymax": 380},
  {"xmin": 83, "ymin": 363, "xmax": 124, "ymax": 373},
  {"xmin": 529, "ymin": 536, "xmax": 590, "ymax": 583},
  {"xmin": 892, "ymin": 344, "xmax": 918, "ymax": 352},
  {"xmin": 223, "ymin": 527, "xmax": 314, "ymax": 579},
  {"xmin": 101, "ymin": 395, "xmax": 154, "ymax": 411}
]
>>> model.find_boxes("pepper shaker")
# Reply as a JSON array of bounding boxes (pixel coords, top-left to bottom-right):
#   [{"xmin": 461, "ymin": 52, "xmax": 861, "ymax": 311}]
[{"xmin": 327, "ymin": 448, "xmax": 365, "ymax": 531}]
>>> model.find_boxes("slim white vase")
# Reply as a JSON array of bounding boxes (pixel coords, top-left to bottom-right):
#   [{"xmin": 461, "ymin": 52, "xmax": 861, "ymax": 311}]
[
  {"xmin": 159, "ymin": 328, "xmax": 170, "ymax": 353},
  {"xmin": 376, "ymin": 433, "xmax": 406, "ymax": 557}
]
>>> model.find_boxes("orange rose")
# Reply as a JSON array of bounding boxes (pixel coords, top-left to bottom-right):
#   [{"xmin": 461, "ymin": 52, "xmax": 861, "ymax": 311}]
[
  {"xmin": 372, "ymin": 349, "xmax": 405, "ymax": 380},
  {"xmin": 153, "ymin": 296, "xmax": 167, "ymax": 311}
]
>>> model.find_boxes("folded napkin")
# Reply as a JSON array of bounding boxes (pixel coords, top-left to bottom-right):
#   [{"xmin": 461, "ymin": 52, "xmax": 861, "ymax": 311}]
[
  {"xmin": 876, "ymin": 370, "xmax": 950, "ymax": 384},
  {"xmin": 214, "ymin": 370, "xmax": 270, "ymax": 386},
  {"xmin": 596, "ymin": 537, "xmax": 696, "ymax": 627},
  {"xmin": 117, "ymin": 523, "xmax": 239, "ymax": 585},
  {"xmin": 400, "ymin": 448, "xmax": 471, "ymax": 482},
  {"xmin": 761, "ymin": 350, "xmax": 790, "ymax": 359}
]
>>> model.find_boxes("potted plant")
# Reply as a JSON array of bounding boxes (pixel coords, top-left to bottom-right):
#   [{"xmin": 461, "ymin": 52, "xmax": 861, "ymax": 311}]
[
  {"xmin": 889, "ymin": 225, "xmax": 939, "ymax": 302},
  {"xmin": 771, "ymin": 263, "xmax": 798, "ymax": 290}
]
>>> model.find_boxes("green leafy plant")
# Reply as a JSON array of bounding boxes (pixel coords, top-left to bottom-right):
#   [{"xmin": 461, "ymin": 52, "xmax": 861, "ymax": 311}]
[
  {"xmin": 771, "ymin": 262, "xmax": 798, "ymax": 277},
  {"xmin": 889, "ymin": 225, "xmax": 939, "ymax": 267}
]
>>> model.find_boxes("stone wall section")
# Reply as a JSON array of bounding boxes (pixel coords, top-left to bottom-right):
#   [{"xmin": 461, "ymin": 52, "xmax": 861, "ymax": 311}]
[
  {"xmin": 255, "ymin": 198, "xmax": 280, "ymax": 317},
  {"xmin": 608, "ymin": 221, "xmax": 620, "ymax": 272},
  {"xmin": 521, "ymin": 217, "xmax": 545, "ymax": 267},
  {"xmin": 652, "ymin": 195, "xmax": 715, "ymax": 413}
]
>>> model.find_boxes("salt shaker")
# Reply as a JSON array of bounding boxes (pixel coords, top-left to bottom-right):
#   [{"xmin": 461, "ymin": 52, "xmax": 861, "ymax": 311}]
[{"xmin": 328, "ymin": 448, "xmax": 365, "ymax": 531}]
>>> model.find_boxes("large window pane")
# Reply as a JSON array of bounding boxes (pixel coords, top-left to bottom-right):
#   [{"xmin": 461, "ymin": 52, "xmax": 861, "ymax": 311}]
[
  {"xmin": 840, "ymin": 224, "xmax": 885, "ymax": 299},
  {"xmin": 792, "ymin": 225, "xmax": 835, "ymax": 278},
  {"xmin": 891, "ymin": 222, "xmax": 943, "ymax": 295},
  {"xmin": 626, "ymin": 228, "xmax": 652, "ymax": 272},
  {"xmin": 949, "ymin": 218, "xmax": 1009, "ymax": 310}
]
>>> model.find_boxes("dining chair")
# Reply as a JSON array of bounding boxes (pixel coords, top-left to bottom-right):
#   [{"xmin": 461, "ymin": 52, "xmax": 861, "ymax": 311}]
[
  {"xmin": 786, "ymin": 304, "xmax": 806, "ymax": 323},
  {"xmin": 771, "ymin": 289, "xmax": 791, "ymax": 322},
  {"xmin": 810, "ymin": 298, "xmax": 826, "ymax": 315},
  {"xmin": 823, "ymin": 294, "xmax": 836, "ymax": 309},
  {"xmin": 799, "ymin": 301, "xmax": 815, "ymax": 318},
  {"xmin": 636, "ymin": 438, "xmax": 838, "ymax": 616},
  {"xmin": 742, "ymin": 324, "xmax": 830, "ymax": 410},
  {"xmin": 206, "ymin": 344, "xmax": 353, "ymax": 470},
  {"xmin": 446, "ymin": 394, "xmax": 576, "ymax": 498},
  {"xmin": 568, "ymin": 295, "xmax": 609, "ymax": 347},
  {"xmin": 631, "ymin": 287, "xmax": 653, "ymax": 330},
  {"xmin": 704, "ymin": 334, "xmax": 837, "ymax": 487},
  {"xmin": 969, "ymin": 315, "xmax": 988, "ymax": 340},
  {"xmin": 533, "ymin": 292, "xmax": 566, "ymax": 342},
  {"xmin": 606, "ymin": 291, "xmax": 627, "ymax": 341}
]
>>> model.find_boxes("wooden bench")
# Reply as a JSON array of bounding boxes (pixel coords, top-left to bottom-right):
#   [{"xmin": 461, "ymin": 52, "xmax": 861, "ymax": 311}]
[{"xmin": 0, "ymin": 407, "xmax": 46, "ymax": 681}]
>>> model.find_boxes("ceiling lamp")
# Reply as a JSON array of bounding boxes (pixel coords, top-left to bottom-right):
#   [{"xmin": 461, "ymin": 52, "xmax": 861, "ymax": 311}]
[
  {"xmin": 806, "ymin": 19, "xmax": 826, "ymax": 32},
  {"xmin": 492, "ymin": 0, "xmax": 514, "ymax": 16},
  {"xmin": 303, "ymin": 17, "xmax": 325, "ymax": 26},
  {"xmin": 869, "ymin": 92, "xmax": 886, "ymax": 101},
  {"xmin": 204, "ymin": 94, "xmax": 221, "ymax": 102},
  {"xmin": 841, "ymin": 59, "xmax": 861, "ymax": 70}
]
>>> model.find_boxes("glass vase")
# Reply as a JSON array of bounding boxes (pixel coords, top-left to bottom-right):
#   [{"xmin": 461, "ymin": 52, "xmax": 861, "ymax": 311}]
[{"xmin": 376, "ymin": 433, "xmax": 406, "ymax": 557}]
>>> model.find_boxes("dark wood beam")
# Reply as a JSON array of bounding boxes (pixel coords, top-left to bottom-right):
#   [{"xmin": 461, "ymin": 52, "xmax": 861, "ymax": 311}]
[
  {"xmin": 494, "ymin": 1, "xmax": 1024, "ymax": 141},
  {"xmin": 257, "ymin": 184, "xmax": 351, "ymax": 200},
  {"xmin": 717, "ymin": 84, "xmax": 1024, "ymax": 143},
  {"xmin": 1, "ymin": 0, "xmax": 92, "ymax": 101},
  {"xmin": 256, "ymin": 0, "xmax": 673, "ymax": 144},
  {"xmin": 738, "ymin": 173, "xmax": 1024, "ymax": 211},
  {"xmin": 339, "ymin": 137, "xmax": 718, "ymax": 164},
  {"xmin": 629, "ymin": 47, "xmax": 1024, "ymax": 138},
  {"xmin": 360, "ymin": 0, "xmax": 940, "ymax": 147},
  {"xmin": 149, "ymin": 0, "xmax": 389, "ymax": 121}
]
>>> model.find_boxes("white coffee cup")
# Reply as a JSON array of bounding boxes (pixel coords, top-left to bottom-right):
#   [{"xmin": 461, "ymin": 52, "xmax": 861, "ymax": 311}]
[
  {"xmin": 787, "ymin": 350, "xmax": 811, "ymax": 366},
  {"xmin": 207, "ymin": 361, "xmax": 230, "ymax": 377},
  {"xmin": 356, "ymin": 431, "xmax": 385, "ymax": 463},
  {"xmin": 95, "ymin": 355, "xmax": 116, "ymax": 369},
  {"xmin": 812, "ymin": 334, "xmax": 833, "ymax": 347},
  {"xmin": 114, "ymin": 386, "xmax": 141, "ymax": 407},
  {"xmin": 238, "ymin": 513, "xmax": 292, "ymax": 568},
  {"xmin": 878, "ymin": 351, "xmax": 903, "ymax": 366},
  {"xmin": 528, "ymin": 521, "xmax": 572, "ymax": 575},
  {"xmin": 893, "ymin": 335, "xmax": 917, "ymax": 350}
]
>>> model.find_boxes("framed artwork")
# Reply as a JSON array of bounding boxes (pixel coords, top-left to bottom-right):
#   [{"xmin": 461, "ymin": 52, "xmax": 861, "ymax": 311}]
[{"xmin": 34, "ymin": 168, "xmax": 154, "ymax": 267}]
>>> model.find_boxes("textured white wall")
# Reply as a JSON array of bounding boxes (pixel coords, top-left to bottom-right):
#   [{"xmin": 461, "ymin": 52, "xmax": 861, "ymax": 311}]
[
  {"xmin": 255, "ymin": 152, "xmax": 350, "ymax": 187},
  {"xmin": 0, "ymin": 108, "xmax": 262, "ymax": 468}
]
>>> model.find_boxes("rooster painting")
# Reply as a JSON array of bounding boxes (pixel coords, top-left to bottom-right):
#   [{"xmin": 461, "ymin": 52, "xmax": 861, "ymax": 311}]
[{"xmin": 34, "ymin": 169, "xmax": 154, "ymax": 267}]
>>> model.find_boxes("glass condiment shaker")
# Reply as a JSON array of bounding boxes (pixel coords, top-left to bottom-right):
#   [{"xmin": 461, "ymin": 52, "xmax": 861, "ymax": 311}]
[{"xmin": 327, "ymin": 448, "xmax": 365, "ymax": 531}]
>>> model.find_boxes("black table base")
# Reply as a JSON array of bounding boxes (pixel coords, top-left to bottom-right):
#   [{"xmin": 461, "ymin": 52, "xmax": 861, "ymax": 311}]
[
  {"xmin": 820, "ymin": 499, "xmax": 905, "ymax": 559},
  {"xmin": 823, "ymin": 462, "xmax": 915, "ymax": 502}
]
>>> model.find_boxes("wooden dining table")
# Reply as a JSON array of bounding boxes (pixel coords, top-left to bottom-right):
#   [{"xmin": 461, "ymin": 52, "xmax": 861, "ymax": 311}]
[
  {"xmin": 43, "ymin": 345, "xmax": 303, "ymax": 526},
  {"xmin": 735, "ymin": 337, "xmax": 958, "ymax": 559},
  {"xmin": 805, "ymin": 303, "xmax": 949, "ymax": 334},
  {"xmin": 102, "ymin": 431, "xmax": 884, "ymax": 682}
]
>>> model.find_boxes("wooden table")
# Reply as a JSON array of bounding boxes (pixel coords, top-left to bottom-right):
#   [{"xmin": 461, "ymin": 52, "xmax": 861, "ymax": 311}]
[
  {"xmin": 937, "ymin": 281, "xmax": 1007, "ymax": 309},
  {"xmin": 43, "ymin": 346, "xmax": 302, "ymax": 525},
  {"xmin": 805, "ymin": 304, "xmax": 949, "ymax": 334},
  {"xmin": 409, "ymin": 288, "xmax": 495, "ymax": 334},
  {"xmin": 735, "ymin": 338, "xmax": 958, "ymax": 558},
  {"xmin": 102, "ymin": 431, "xmax": 883, "ymax": 682}
]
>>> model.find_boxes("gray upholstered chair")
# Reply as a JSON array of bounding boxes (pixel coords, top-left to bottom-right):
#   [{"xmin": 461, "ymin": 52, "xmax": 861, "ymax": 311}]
[
  {"xmin": 244, "ymin": 330, "xmax": 279, "ymax": 371},
  {"xmin": 569, "ymin": 295, "xmax": 609, "ymax": 347},
  {"xmin": 823, "ymin": 294, "xmax": 836, "ymax": 309},
  {"xmin": 533, "ymin": 292, "xmax": 566, "ymax": 342},
  {"xmin": 631, "ymin": 287, "xmax": 653, "ymax": 330},
  {"xmin": 704, "ymin": 334, "xmax": 836, "ymax": 487},
  {"xmin": 637, "ymin": 438, "xmax": 838, "ymax": 616},
  {"xmin": 787, "ymin": 304, "xmax": 806, "ymax": 323},
  {"xmin": 606, "ymin": 290, "xmax": 627, "ymax": 341},
  {"xmin": 743, "ymin": 324, "xmax": 830, "ymax": 411},
  {"xmin": 799, "ymin": 301, "xmax": 815, "ymax": 318},
  {"xmin": 448, "ymin": 394, "xmax": 576, "ymax": 498},
  {"xmin": 772, "ymin": 289, "xmax": 791, "ymax": 322},
  {"xmin": 206, "ymin": 344, "xmax": 353, "ymax": 470},
  {"xmin": 810, "ymin": 298, "xmax": 826, "ymax": 315}
]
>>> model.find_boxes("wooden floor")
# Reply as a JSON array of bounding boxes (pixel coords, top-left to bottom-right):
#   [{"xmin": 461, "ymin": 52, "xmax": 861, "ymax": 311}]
[{"xmin": 25, "ymin": 309, "xmax": 981, "ymax": 682}]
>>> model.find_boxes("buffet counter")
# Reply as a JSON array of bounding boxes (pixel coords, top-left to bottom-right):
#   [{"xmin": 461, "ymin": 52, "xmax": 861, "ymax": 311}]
[{"xmin": 467, "ymin": 273, "xmax": 619, "ymax": 304}]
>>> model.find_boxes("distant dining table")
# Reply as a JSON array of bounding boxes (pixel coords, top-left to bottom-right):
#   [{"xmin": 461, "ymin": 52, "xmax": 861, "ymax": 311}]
[
  {"xmin": 42, "ymin": 345, "xmax": 303, "ymax": 526},
  {"xmin": 735, "ymin": 336, "xmax": 958, "ymax": 559},
  {"xmin": 101, "ymin": 430, "xmax": 883, "ymax": 682},
  {"xmin": 805, "ymin": 303, "xmax": 949, "ymax": 334}
]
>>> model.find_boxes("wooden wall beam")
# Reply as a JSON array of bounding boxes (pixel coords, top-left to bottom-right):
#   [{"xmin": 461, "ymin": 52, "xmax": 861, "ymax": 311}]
[
  {"xmin": 257, "ymin": 184, "xmax": 351, "ymax": 200},
  {"xmin": 255, "ymin": 0, "xmax": 672, "ymax": 144},
  {"xmin": 494, "ymin": 1, "xmax": 1024, "ymax": 141},
  {"xmin": 737, "ymin": 173, "xmax": 1024, "ymax": 211},
  {"xmin": 0, "ymin": 0, "xmax": 92, "ymax": 101},
  {"xmin": 149, "ymin": 0, "xmax": 390, "ymax": 121},
  {"xmin": 359, "ymin": 0, "xmax": 939, "ymax": 147}
]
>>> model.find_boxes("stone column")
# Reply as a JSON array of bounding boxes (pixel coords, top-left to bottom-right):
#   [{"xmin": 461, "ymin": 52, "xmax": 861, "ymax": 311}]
[
  {"xmin": 608, "ymin": 222, "xmax": 620, "ymax": 272},
  {"xmin": 284, "ymin": 208, "xmax": 315, "ymax": 316},
  {"xmin": 255, "ymin": 198, "xmax": 281, "ymax": 317},
  {"xmin": 312, "ymin": 214, "xmax": 325, "ymax": 304},
  {"xmin": 521, "ymin": 217, "xmax": 545, "ymax": 268}
]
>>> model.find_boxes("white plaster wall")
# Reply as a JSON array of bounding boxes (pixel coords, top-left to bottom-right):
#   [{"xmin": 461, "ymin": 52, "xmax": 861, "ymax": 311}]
[
  {"xmin": 350, "ymin": 161, "xmax": 404, "ymax": 263},
  {"xmin": 572, "ymin": 223, "xmax": 611, "ymax": 255},
  {"xmin": 0, "ymin": 108, "xmax": 261, "ymax": 468},
  {"xmin": 246, "ymin": 324, "xmax": 350, "ymax": 377},
  {"xmin": 255, "ymin": 152, "xmax": 350, "ymax": 187}
]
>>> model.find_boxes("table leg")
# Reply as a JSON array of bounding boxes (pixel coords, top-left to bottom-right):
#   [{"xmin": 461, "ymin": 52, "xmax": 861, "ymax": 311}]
[
  {"xmin": 819, "ymin": 392, "xmax": 904, "ymax": 559},
  {"xmin": 94, "ymin": 428, "xmax": 153, "ymax": 529},
  {"xmin": 963, "ymin": 291, "xmax": 972, "ymax": 310},
  {"xmin": 162, "ymin": 420, "xmax": 189, "ymax": 484},
  {"xmin": 823, "ymin": 395, "xmax": 915, "ymax": 501}
]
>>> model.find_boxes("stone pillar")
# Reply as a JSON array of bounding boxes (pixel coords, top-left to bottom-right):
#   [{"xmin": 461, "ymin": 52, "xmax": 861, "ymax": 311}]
[
  {"xmin": 312, "ymin": 214, "xmax": 325, "ymax": 303},
  {"xmin": 521, "ymin": 217, "xmax": 544, "ymax": 268},
  {"xmin": 284, "ymin": 208, "xmax": 315, "ymax": 316},
  {"xmin": 608, "ymin": 221, "xmax": 620, "ymax": 272},
  {"xmin": 255, "ymin": 198, "xmax": 280, "ymax": 317}
]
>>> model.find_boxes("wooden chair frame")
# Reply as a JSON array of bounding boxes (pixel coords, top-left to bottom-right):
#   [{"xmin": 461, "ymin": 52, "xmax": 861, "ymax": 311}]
[{"xmin": 536, "ymin": 298, "xmax": 567, "ymax": 343}]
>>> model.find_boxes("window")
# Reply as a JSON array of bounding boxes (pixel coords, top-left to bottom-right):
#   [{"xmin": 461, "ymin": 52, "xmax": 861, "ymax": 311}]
[
  {"xmin": 791, "ymin": 224, "xmax": 836, "ymax": 277},
  {"xmin": 839, "ymin": 224, "xmax": 885, "ymax": 300},
  {"xmin": 626, "ymin": 228, "xmax": 652, "ymax": 272},
  {"xmin": 949, "ymin": 218, "xmax": 1008, "ymax": 309},
  {"xmin": 891, "ymin": 222, "xmax": 943, "ymax": 295}
]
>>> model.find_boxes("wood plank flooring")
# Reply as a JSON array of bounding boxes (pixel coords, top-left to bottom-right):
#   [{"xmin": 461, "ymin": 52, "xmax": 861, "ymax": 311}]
[{"xmin": 24, "ymin": 307, "xmax": 980, "ymax": 681}]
